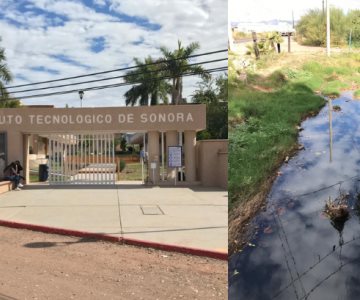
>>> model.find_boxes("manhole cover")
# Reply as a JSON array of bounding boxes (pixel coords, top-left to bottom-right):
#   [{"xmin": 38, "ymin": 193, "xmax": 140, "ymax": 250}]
[{"xmin": 140, "ymin": 205, "xmax": 164, "ymax": 215}]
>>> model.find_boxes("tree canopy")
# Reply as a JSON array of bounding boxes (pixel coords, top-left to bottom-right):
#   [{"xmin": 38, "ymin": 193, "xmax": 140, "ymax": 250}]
[
  {"xmin": 192, "ymin": 74, "xmax": 228, "ymax": 140},
  {"xmin": 0, "ymin": 37, "xmax": 14, "ymax": 107},
  {"xmin": 124, "ymin": 56, "xmax": 170, "ymax": 106},
  {"xmin": 296, "ymin": 8, "xmax": 360, "ymax": 47},
  {"xmin": 124, "ymin": 40, "xmax": 208, "ymax": 106},
  {"xmin": 160, "ymin": 40, "xmax": 208, "ymax": 105}
]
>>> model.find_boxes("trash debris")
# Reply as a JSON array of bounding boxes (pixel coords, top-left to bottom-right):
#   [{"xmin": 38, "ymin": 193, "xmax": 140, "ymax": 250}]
[
  {"xmin": 296, "ymin": 125, "xmax": 304, "ymax": 131},
  {"xmin": 284, "ymin": 156, "xmax": 289, "ymax": 163},
  {"xmin": 298, "ymin": 144, "xmax": 305, "ymax": 150},
  {"xmin": 324, "ymin": 194, "xmax": 349, "ymax": 221},
  {"xmin": 277, "ymin": 207, "xmax": 286, "ymax": 216},
  {"xmin": 263, "ymin": 226, "xmax": 273, "ymax": 234},
  {"xmin": 247, "ymin": 242, "xmax": 256, "ymax": 247},
  {"xmin": 287, "ymin": 201, "xmax": 295, "ymax": 209},
  {"xmin": 333, "ymin": 105, "xmax": 341, "ymax": 112}
]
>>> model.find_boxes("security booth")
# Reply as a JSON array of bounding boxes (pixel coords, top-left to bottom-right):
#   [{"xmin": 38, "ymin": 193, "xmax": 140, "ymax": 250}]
[{"xmin": 0, "ymin": 104, "xmax": 207, "ymax": 186}]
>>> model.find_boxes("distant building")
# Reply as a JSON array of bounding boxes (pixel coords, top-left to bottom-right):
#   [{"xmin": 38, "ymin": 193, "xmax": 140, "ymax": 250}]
[{"xmin": 232, "ymin": 20, "xmax": 295, "ymax": 34}]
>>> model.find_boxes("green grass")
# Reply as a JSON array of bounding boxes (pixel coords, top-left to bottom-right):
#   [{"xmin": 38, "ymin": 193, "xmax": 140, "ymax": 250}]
[
  {"xmin": 321, "ymin": 81, "xmax": 349, "ymax": 97},
  {"xmin": 29, "ymin": 172, "xmax": 39, "ymax": 183},
  {"xmin": 118, "ymin": 163, "xmax": 143, "ymax": 181},
  {"xmin": 229, "ymin": 82, "xmax": 324, "ymax": 207},
  {"xmin": 229, "ymin": 52, "xmax": 360, "ymax": 208},
  {"xmin": 355, "ymin": 90, "xmax": 360, "ymax": 99}
]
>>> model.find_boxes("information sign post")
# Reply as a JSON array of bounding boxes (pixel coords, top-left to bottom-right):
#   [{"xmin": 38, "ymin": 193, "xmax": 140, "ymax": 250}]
[{"xmin": 168, "ymin": 146, "xmax": 182, "ymax": 186}]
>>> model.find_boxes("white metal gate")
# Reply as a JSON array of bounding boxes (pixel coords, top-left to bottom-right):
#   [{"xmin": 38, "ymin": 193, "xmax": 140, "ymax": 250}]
[{"xmin": 48, "ymin": 133, "xmax": 116, "ymax": 185}]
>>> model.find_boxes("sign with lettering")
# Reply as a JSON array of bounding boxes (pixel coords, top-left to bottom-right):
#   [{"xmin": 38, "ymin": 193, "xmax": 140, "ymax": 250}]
[
  {"xmin": 168, "ymin": 146, "xmax": 182, "ymax": 168},
  {"xmin": 0, "ymin": 105, "xmax": 206, "ymax": 132}
]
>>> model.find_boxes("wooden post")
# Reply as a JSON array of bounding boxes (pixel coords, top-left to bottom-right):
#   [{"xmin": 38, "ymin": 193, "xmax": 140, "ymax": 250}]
[
  {"xmin": 288, "ymin": 33, "xmax": 291, "ymax": 52},
  {"xmin": 252, "ymin": 31, "xmax": 260, "ymax": 59}
]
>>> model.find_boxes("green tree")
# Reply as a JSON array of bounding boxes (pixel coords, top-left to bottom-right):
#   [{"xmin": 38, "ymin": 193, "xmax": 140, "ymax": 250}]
[
  {"xmin": 265, "ymin": 31, "xmax": 284, "ymax": 51},
  {"xmin": 296, "ymin": 9, "xmax": 326, "ymax": 46},
  {"xmin": 192, "ymin": 76, "xmax": 218, "ymax": 105},
  {"xmin": 0, "ymin": 97, "xmax": 21, "ymax": 108},
  {"xmin": 216, "ymin": 74, "xmax": 228, "ymax": 102},
  {"xmin": 192, "ymin": 74, "xmax": 228, "ymax": 140},
  {"xmin": 160, "ymin": 40, "xmax": 208, "ymax": 105},
  {"xmin": 120, "ymin": 136, "xmax": 127, "ymax": 152},
  {"xmin": 0, "ymin": 37, "xmax": 13, "ymax": 105},
  {"xmin": 347, "ymin": 10, "xmax": 360, "ymax": 47},
  {"xmin": 124, "ymin": 56, "xmax": 170, "ymax": 106},
  {"xmin": 296, "ymin": 8, "xmax": 348, "ymax": 46}
]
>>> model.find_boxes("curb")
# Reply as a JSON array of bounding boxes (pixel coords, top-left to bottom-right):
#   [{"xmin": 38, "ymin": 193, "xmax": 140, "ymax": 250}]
[
  {"xmin": 0, "ymin": 219, "xmax": 120, "ymax": 242},
  {"xmin": 0, "ymin": 220, "xmax": 228, "ymax": 260},
  {"xmin": 123, "ymin": 237, "xmax": 228, "ymax": 260}
]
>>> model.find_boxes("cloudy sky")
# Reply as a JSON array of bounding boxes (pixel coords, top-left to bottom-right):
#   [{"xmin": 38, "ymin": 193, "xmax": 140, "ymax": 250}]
[
  {"xmin": 0, "ymin": 0, "xmax": 227, "ymax": 107},
  {"xmin": 229, "ymin": 0, "xmax": 359, "ymax": 22}
]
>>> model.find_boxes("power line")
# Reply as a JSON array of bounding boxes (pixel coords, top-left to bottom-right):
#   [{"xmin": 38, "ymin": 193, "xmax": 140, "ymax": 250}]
[
  {"xmin": 9, "ymin": 58, "xmax": 227, "ymax": 95},
  {"xmin": 272, "ymin": 213, "xmax": 300, "ymax": 300},
  {"xmin": 5, "ymin": 49, "xmax": 228, "ymax": 89},
  {"xmin": 3, "ymin": 66, "xmax": 227, "ymax": 101}
]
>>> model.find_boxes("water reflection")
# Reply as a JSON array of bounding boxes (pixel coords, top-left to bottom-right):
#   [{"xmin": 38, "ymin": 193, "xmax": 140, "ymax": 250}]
[{"xmin": 230, "ymin": 94, "xmax": 360, "ymax": 300}]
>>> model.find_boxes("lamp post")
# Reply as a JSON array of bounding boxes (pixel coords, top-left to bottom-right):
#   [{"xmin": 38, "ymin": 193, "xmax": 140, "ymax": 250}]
[{"xmin": 78, "ymin": 90, "xmax": 84, "ymax": 107}]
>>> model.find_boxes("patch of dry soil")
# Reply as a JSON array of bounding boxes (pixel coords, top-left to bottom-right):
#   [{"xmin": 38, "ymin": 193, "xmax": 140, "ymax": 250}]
[{"xmin": 0, "ymin": 226, "xmax": 227, "ymax": 300}]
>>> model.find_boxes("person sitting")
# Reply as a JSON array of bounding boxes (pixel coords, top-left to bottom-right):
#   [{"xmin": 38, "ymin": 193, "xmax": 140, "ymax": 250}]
[
  {"xmin": 14, "ymin": 160, "xmax": 25, "ymax": 181},
  {"xmin": 3, "ymin": 161, "xmax": 23, "ymax": 191}
]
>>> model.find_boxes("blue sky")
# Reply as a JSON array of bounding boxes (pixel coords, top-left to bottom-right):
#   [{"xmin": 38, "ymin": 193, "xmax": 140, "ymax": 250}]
[{"xmin": 0, "ymin": 0, "xmax": 227, "ymax": 107}]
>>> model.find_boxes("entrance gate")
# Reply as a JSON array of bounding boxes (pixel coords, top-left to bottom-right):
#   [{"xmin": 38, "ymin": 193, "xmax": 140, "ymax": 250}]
[{"xmin": 48, "ymin": 133, "xmax": 116, "ymax": 185}]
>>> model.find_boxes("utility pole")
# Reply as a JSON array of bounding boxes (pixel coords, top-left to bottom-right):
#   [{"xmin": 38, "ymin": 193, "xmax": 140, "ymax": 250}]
[
  {"xmin": 292, "ymin": 10, "xmax": 295, "ymax": 29},
  {"xmin": 326, "ymin": 0, "xmax": 330, "ymax": 57},
  {"xmin": 322, "ymin": 0, "xmax": 325, "ymax": 15}
]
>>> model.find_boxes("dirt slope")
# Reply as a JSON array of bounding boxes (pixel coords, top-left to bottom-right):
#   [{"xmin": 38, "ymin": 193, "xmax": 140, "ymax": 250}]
[{"xmin": 0, "ymin": 226, "xmax": 227, "ymax": 300}]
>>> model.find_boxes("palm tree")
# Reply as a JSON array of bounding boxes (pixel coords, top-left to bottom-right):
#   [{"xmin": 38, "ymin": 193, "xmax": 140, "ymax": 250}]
[
  {"xmin": 160, "ymin": 40, "xmax": 208, "ymax": 105},
  {"xmin": 0, "ymin": 37, "xmax": 12, "ymax": 102},
  {"xmin": 124, "ymin": 56, "xmax": 170, "ymax": 106}
]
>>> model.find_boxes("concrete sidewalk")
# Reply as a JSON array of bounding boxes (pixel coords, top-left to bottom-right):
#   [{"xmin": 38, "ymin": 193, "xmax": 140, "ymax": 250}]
[{"xmin": 0, "ymin": 184, "xmax": 228, "ymax": 254}]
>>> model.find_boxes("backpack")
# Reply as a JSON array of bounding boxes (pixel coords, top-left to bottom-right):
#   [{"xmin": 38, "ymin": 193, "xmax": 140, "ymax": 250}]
[{"xmin": 3, "ymin": 162, "xmax": 15, "ymax": 176}]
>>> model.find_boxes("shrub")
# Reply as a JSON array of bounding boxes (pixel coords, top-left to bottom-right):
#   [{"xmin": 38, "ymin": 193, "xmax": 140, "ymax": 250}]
[{"xmin": 119, "ymin": 160, "xmax": 126, "ymax": 172}]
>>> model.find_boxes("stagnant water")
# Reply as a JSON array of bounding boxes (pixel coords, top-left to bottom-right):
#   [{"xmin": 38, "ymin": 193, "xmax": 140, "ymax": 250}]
[{"xmin": 229, "ymin": 92, "xmax": 360, "ymax": 300}]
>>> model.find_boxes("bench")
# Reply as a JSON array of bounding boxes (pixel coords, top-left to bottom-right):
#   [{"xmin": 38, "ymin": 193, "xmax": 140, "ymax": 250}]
[{"xmin": 0, "ymin": 181, "xmax": 12, "ymax": 194}]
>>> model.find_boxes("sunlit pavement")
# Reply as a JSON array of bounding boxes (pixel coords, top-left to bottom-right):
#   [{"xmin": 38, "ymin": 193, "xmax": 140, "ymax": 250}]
[{"xmin": 0, "ymin": 184, "xmax": 228, "ymax": 254}]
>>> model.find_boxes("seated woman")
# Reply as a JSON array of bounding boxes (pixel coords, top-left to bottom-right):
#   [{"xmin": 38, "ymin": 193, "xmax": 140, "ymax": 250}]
[{"xmin": 3, "ymin": 161, "xmax": 23, "ymax": 191}]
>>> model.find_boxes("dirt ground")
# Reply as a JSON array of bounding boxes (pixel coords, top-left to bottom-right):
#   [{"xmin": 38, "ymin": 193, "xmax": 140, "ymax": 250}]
[{"xmin": 0, "ymin": 226, "xmax": 227, "ymax": 300}]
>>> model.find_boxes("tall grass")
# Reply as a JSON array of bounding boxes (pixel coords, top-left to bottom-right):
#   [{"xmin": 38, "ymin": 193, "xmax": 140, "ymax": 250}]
[{"xmin": 229, "ymin": 81, "xmax": 324, "ymax": 207}]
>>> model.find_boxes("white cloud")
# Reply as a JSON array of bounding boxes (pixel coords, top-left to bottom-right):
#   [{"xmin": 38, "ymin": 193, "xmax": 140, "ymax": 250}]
[
  {"xmin": 0, "ymin": 0, "xmax": 227, "ymax": 107},
  {"xmin": 93, "ymin": 0, "xmax": 107, "ymax": 6}
]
